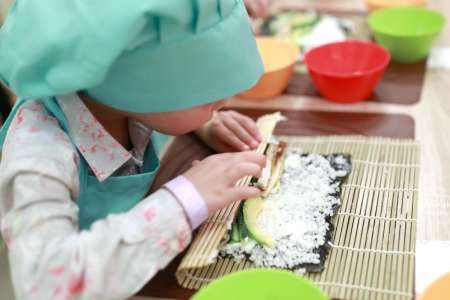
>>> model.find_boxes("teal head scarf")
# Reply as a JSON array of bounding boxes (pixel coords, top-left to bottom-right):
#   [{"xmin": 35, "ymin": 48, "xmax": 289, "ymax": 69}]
[{"xmin": 0, "ymin": 0, "xmax": 263, "ymax": 112}]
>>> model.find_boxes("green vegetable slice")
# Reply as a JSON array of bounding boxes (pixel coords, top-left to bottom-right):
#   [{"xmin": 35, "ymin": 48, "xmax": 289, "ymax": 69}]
[{"xmin": 243, "ymin": 197, "xmax": 273, "ymax": 247}]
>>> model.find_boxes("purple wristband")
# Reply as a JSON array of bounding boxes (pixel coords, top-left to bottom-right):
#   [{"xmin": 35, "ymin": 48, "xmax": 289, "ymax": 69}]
[{"xmin": 164, "ymin": 176, "xmax": 209, "ymax": 229}]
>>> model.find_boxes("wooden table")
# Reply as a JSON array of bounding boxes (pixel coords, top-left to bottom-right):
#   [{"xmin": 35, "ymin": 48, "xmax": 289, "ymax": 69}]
[{"xmin": 136, "ymin": 0, "xmax": 450, "ymax": 299}]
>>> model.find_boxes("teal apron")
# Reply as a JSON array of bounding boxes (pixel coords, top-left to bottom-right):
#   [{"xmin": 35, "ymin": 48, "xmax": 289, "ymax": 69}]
[{"xmin": 0, "ymin": 98, "xmax": 160, "ymax": 230}]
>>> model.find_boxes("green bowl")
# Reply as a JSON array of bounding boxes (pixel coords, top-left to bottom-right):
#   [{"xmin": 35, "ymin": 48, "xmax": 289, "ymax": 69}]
[
  {"xmin": 191, "ymin": 269, "xmax": 329, "ymax": 300},
  {"xmin": 368, "ymin": 6, "xmax": 446, "ymax": 63}
]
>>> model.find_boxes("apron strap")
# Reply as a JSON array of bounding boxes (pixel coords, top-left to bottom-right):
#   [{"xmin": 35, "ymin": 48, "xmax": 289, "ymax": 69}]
[
  {"xmin": 0, "ymin": 98, "xmax": 27, "ymax": 151},
  {"xmin": 39, "ymin": 98, "xmax": 72, "ymax": 134},
  {"xmin": 0, "ymin": 96, "xmax": 88, "ymax": 189},
  {"xmin": 0, "ymin": 97, "xmax": 74, "ymax": 149}
]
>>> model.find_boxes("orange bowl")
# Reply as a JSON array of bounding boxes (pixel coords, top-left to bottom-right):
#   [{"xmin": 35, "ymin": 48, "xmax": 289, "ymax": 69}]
[
  {"xmin": 419, "ymin": 272, "xmax": 450, "ymax": 300},
  {"xmin": 239, "ymin": 37, "xmax": 299, "ymax": 100},
  {"xmin": 366, "ymin": 0, "xmax": 426, "ymax": 12}
]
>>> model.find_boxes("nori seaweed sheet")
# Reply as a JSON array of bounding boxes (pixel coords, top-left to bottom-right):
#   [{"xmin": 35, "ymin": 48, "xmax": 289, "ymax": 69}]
[
  {"xmin": 293, "ymin": 153, "xmax": 352, "ymax": 272},
  {"xmin": 223, "ymin": 153, "xmax": 352, "ymax": 273}
]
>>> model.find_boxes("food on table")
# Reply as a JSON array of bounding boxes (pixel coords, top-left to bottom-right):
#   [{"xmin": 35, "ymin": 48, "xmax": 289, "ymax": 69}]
[
  {"xmin": 221, "ymin": 148, "xmax": 351, "ymax": 274},
  {"xmin": 244, "ymin": 197, "xmax": 273, "ymax": 247},
  {"xmin": 254, "ymin": 141, "xmax": 286, "ymax": 195},
  {"xmin": 260, "ymin": 11, "xmax": 350, "ymax": 53}
]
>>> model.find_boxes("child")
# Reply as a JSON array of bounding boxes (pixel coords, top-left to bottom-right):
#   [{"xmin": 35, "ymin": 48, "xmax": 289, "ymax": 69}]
[{"xmin": 0, "ymin": 1, "xmax": 266, "ymax": 299}]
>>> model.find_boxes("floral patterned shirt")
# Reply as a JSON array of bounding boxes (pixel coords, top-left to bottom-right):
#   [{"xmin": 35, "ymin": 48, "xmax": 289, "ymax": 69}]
[{"xmin": 0, "ymin": 94, "xmax": 204, "ymax": 300}]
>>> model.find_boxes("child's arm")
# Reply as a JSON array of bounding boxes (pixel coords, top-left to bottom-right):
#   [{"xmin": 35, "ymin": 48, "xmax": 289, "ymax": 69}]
[
  {"xmin": 0, "ymin": 102, "xmax": 192, "ymax": 299},
  {"xmin": 0, "ymin": 101, "xmax": 264, "ymax": 300},
  {"xmin": 2, "ymin": 176, "xmax": 189, "ymax": 299}
]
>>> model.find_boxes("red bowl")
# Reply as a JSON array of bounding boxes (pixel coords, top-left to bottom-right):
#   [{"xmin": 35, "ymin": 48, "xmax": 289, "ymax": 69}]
[{"xmin": 304, "ymin": 40, "xmax": 390, "ymax": 103}]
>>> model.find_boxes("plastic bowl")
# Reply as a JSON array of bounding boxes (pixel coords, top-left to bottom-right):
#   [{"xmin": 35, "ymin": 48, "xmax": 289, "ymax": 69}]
[
  {"xmin": 304, "ymin": 40, "xmax": 390, "ymax": 103},
  {"xmin": 239, "ymin": 37, "xmax": 299, "ymax": 100},
  {"xmin": 419, "ymin": 272, "xmax": 450, "ymax": 300},
  {"xmin": 366, "ymin": 0, "xmax": 425, "ymax": 12},
  {"xmin": 191, "ymin": 269, "xmax": 329, "ymax": 300},
  {"xmin": 368, "ymin": 7, "xmax": 446, "ymax": 63}
]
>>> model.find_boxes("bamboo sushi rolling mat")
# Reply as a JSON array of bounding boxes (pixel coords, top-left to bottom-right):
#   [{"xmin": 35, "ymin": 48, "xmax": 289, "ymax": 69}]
[{"xmin": 175, "ymin": 135, "xmax": 419, "ymax": 300}]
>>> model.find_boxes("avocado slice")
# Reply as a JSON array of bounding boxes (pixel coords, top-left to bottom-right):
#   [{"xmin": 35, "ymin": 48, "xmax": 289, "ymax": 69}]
[{"xmin": 243, "ymin": 198, "xmax": 273, "ymax": 247}]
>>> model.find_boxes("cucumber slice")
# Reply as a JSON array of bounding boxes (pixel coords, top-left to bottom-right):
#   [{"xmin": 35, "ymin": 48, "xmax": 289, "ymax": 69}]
[
  {"xmin": 236, "ymin": 207, "xmax": 249, "ymax": 240},
  {"xmin": 230, "ymin": 221, "xmax": 241, "ymax": 243},
  {"xmin": 243, "ymin": 198, "xmax": 273, "ymax": 247}
]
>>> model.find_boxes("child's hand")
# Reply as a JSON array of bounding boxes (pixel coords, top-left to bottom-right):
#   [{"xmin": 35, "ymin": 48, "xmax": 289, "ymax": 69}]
[
  {"xmin": 244, "ymin": 0, "xmax": 272, "ymax": 18},
  {"xmin": 196, "ymin": 111, "xmax": 262, "ymax": 153},
  {"xmin": 184, "ymin": 151, "xmax": 266, "ymax": 213}
]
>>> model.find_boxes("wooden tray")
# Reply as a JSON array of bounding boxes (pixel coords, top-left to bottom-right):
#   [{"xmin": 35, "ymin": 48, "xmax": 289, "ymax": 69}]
[{"xmin": 138, "ymin": 109, "xmax": 415, "ymax": 299}]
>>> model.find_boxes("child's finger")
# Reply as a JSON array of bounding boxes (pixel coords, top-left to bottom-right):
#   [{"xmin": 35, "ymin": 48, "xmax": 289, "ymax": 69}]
[
  {"xmin": 231, "ymin": 186, "xmax": 263, "ymax": 201},
  {"xmin": 230, "ymin": 151, "xmax": 266, "ymax": 167},
  {"xmin": 252, "ymin": 0, "xmax": 264, "ymax": 16},
  {"xmin": 258, "ymin": 0, "xmax": 271, "ymax": 17},
  {"xmin": 245, "ymin": 1, "xmax": 258, "ymax": 16},
  {"xmin": 223, "ymin": 116, "xmax": 258, "ymax": 149},
  {"xmin": 247, "ymin": 0, "xmax": 266, "ymax": 17},
  {"xmin": 261, "ymin": 0, "xmax": 272, "ymax": 10},
  {"xmin": 230, "ymin": 111, "xmax": 262, "ymax": 142},
  {"xmin": 216, "ymin": 124, "xmax": 250, "ymax": 151},
  {"xmin": 229, "ymin": 162, "xmax": 263, "ymax": 184}
]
